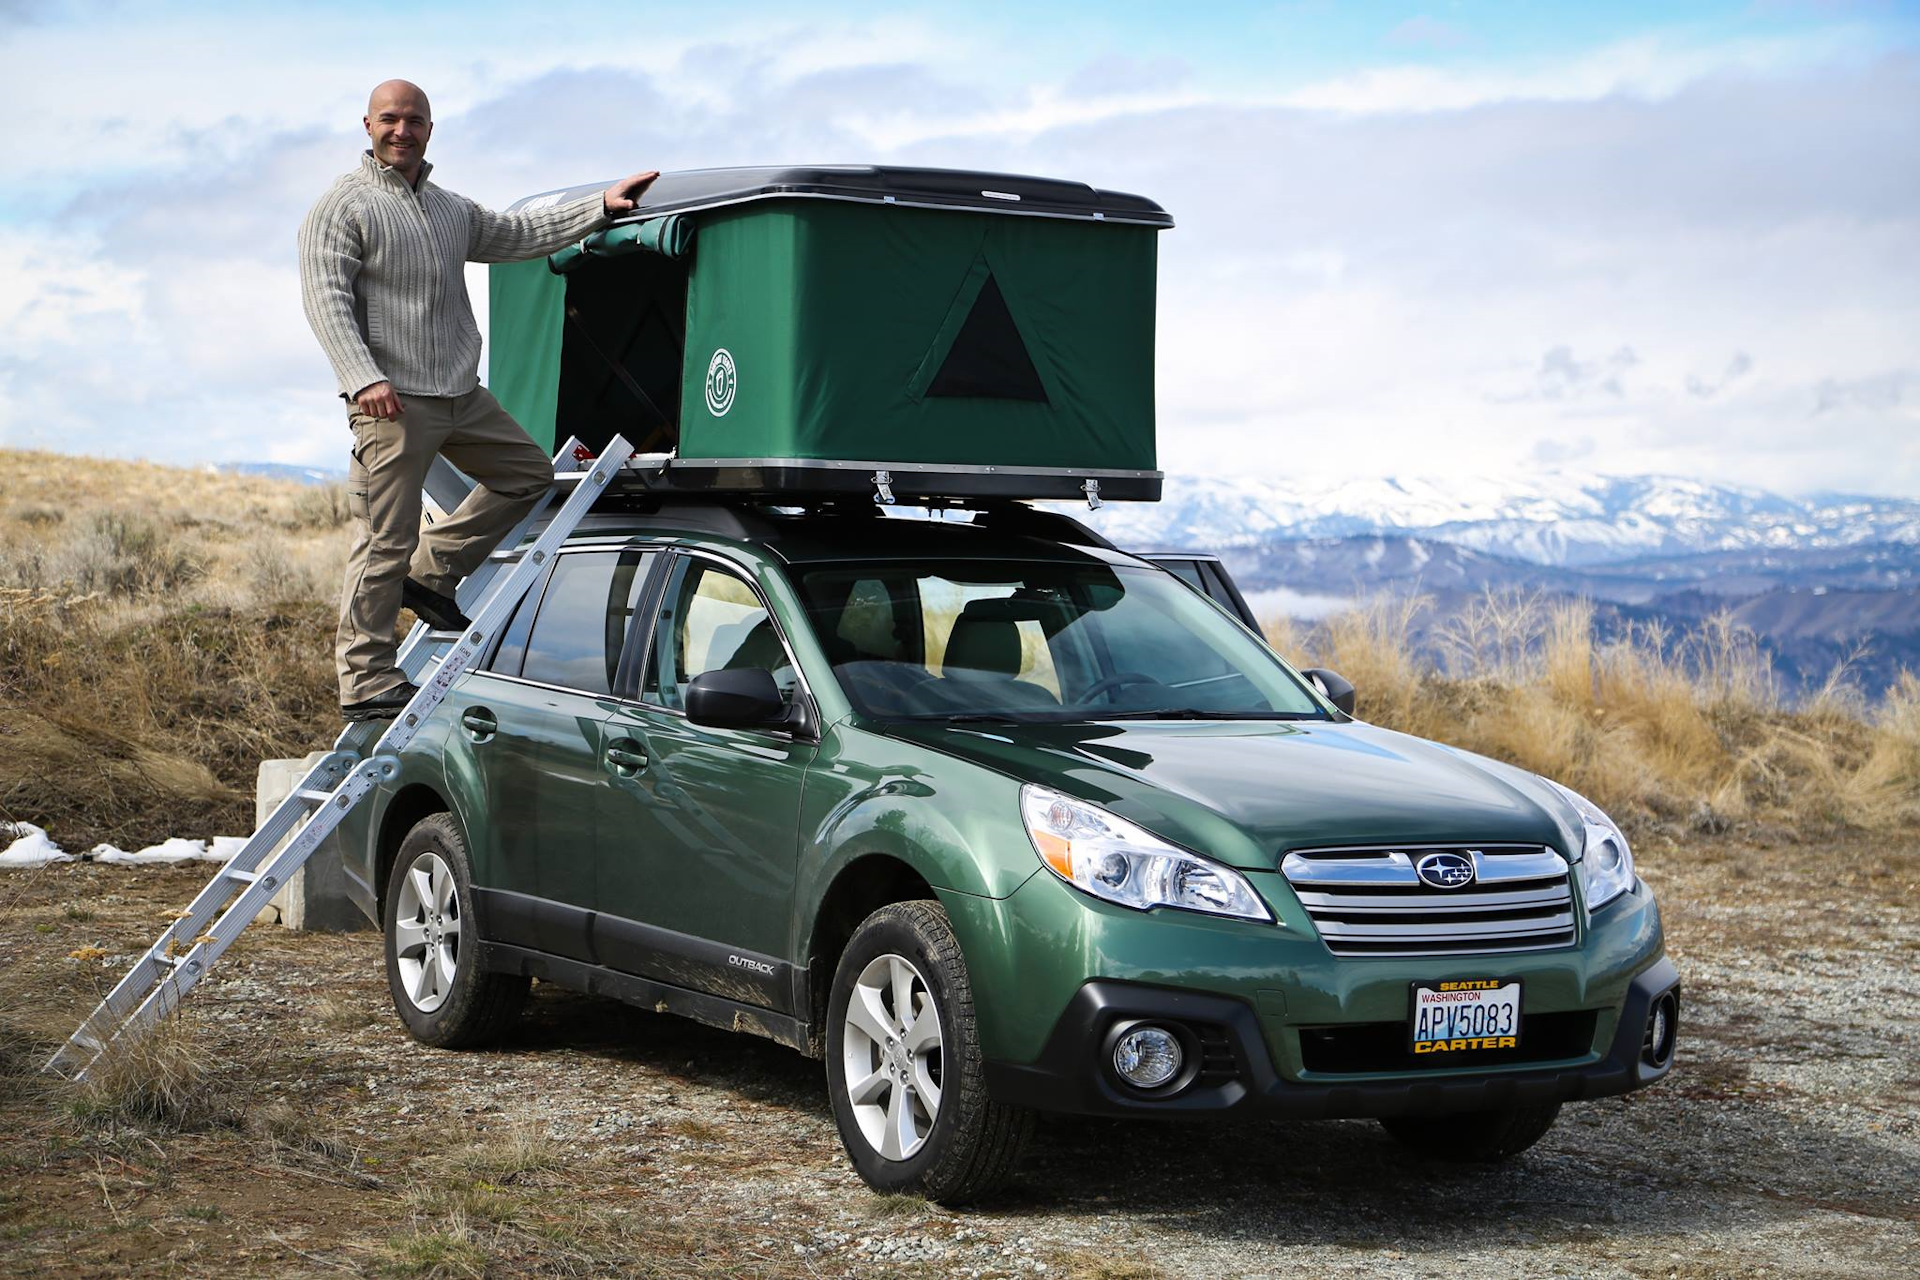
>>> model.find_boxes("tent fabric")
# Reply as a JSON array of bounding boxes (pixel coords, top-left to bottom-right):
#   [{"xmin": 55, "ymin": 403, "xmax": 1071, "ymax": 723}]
[
  {"xmin": 489, "ymin": 195, "xmax": 1159, "ymax": 478},
  {"xmin": 680, "ymin": 202, "xmax": 1156, "ymax": 471},
  {"xmin": 488, "ymin": 258, "xmax": 568, "ymax": 450},
  {"xmin": 548, "ymin": 215, "xmax": 694, "ymax": 275}
]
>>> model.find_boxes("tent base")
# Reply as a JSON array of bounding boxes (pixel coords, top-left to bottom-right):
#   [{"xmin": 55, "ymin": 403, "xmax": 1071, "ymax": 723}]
[{"xmin": 652, "ymin": 457, "xmax": 1161, "ymax": 504}]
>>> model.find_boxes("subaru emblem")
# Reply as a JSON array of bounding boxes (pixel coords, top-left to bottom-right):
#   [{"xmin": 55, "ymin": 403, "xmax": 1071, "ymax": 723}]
[{"xmin": 1416, "ymin": 851, "xmax": 1476, "ymax": 889}]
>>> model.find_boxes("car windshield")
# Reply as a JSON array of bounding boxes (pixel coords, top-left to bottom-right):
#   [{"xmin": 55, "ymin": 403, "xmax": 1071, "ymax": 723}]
[{"xmin": 796, "ymin": 559, "xmax": 1327, "ymax": 722}]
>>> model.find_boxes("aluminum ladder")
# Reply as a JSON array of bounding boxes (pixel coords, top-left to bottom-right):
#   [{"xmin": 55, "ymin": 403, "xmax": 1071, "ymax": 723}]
[{"xmin": 46, "ymin": 435, "xmax": 634, "ymax": 1080}]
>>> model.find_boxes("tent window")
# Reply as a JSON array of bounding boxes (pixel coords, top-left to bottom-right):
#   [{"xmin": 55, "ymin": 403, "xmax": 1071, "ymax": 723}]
[{"xmin": 926, "ymin": 274, "xmax": 1049, "ymax": 404}]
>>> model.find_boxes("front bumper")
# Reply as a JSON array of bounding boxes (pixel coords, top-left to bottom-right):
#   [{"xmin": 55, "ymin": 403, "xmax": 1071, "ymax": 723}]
[{"xmin": 983, "ymin": 956, "xmax": 1679, "ymax": 1119}]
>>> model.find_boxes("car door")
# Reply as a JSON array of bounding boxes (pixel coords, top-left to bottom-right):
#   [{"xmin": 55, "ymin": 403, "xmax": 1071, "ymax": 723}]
[
  {"xmin": 447, "ymin": 546, "xmax": 655, "ymax": 962},
  {"xmin": 593, "ymin": 550, "xmax": 817, "ymax": 1010}
]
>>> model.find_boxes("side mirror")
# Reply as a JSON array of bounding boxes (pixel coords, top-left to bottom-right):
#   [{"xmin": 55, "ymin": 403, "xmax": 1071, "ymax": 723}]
[
  {"xmin": 685, "ymin": 668, "xmax": 793, "ymax": 730},
  {"xmin": 1302, "ymin": 667, "xmax": 1356, "ymax": 716}
]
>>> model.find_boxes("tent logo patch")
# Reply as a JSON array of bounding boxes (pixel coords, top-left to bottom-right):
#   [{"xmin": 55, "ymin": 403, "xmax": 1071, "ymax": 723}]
[{"xmin": 705, "ymin": 348, "xmax": 737, "ymax": 416}]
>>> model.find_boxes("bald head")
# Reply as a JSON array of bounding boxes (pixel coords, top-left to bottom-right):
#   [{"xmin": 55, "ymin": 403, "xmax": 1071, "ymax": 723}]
[
  {"xmin": 364, "ymin": 80, "xmax": 433, "ymax": 184},
  {"xmin": 368, "ymin": 80, "xmax": 431, "ymax": 119}
]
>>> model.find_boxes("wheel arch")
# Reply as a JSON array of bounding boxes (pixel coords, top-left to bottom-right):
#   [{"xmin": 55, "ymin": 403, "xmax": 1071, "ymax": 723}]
[
  {"xmin": 804, "ymin": 853, "xmax": 938, "ymax": 1036},
  {"xmin": 376, "ymin": 783, "xmax": 454, "ymax": 915}
]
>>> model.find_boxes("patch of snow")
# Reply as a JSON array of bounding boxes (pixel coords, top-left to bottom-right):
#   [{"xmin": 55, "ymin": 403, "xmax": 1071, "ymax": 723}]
[
  {"xmin": 91, "ymin": 837, "xmax": 231, "ymax": 865},
  {"xmin": 1, "ymin": 823, "xmax": 72, "ymax": 867}
]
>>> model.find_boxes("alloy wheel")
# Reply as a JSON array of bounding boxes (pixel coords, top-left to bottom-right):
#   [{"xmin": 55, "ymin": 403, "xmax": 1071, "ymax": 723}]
[
  {"xmin": 840, "ymin": 952, "xmax": 944, "ymax": 1160},
  {"xmin": 393, "ymin": 851, "xmax": 461, "ymax": 1013}
]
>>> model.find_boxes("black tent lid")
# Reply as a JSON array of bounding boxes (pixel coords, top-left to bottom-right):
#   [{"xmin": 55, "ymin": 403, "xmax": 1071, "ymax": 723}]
[{"xmin": 505, "ymin": 164, "xmax": 1173, "ymax": 228}]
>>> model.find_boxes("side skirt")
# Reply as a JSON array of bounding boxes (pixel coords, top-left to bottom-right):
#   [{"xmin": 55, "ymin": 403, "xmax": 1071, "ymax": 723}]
[{"xmin": 480, "ymin": 941, "xmax": 820, "ymax": 1058}]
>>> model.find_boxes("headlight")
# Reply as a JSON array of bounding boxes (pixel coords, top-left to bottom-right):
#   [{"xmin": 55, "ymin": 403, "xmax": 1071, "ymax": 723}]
[
  {"xmin": 1020, "ymin": 785, "xmax": 1273, "ymax": 922},
  {"xmin": 1543, "ymin": 779, "xmax": 1635, "ymax": 910}
]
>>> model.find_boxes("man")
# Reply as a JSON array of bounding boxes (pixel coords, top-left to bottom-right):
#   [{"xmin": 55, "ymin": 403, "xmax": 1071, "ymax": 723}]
[{"xmin": 300, "ymin": 79, "xmax": 657, "ymax": 720}]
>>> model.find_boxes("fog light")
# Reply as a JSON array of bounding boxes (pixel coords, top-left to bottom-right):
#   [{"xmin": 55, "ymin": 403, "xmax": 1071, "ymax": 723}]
[
  {"xmin": 1643, "ymin": 992, "xmax": 1678, "ymax": 1067},
  {"xmin": 1113, "ymin": 1025, "xmax": 1183, "ymax": 1089}
]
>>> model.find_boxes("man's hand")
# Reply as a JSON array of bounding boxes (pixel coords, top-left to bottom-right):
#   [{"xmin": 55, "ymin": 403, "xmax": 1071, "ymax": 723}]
[
  {"xmin": 354, "ymin": 381, "xmax": 404, "ymax": 420},
  {"xmin": 602, "ymin": 171, "xmax": 661, "ymax": 217}
]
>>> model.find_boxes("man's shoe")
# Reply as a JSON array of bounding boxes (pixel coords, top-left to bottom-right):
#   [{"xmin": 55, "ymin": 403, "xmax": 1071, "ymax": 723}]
[
  {"xmin": 402, "ymin": 578, "xmax": 471, "ymax": 632},
  {"xmin": 342, "ymin": 682, "xmax": 421, "ymax": 723}
]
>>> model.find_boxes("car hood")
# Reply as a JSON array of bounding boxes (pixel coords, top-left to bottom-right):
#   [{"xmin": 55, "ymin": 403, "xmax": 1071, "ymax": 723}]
[{"xmin": 881, "ymin": 718, "xmax": 1577, "ymax": 869}]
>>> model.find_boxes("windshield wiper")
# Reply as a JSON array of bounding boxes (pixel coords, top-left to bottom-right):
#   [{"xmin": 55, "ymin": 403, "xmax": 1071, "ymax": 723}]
[
  {"xmin": 893, "ymin": 712, "xmax": 1033, "ymax": 724},
  {"xmin": 1094, "ymin": 709, "xmax": 1321, "ymax": 721}
]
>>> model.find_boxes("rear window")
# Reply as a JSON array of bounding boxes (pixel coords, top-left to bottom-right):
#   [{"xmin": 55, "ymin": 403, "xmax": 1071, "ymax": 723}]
[{"xmin": 515, "ymin": 550, "xmax": 653, "ymax": 694}]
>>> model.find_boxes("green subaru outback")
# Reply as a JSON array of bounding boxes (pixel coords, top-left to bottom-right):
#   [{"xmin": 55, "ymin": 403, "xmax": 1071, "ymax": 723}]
[{"xmin": 338, "ymin": 500, "xmax": 1677, "ymax": 1203}]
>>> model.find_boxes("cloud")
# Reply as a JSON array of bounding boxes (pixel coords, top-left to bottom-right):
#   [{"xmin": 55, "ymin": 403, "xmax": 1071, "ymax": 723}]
[
  {"xmin": 1386, "ymin": 17, "xmax": 1468, "ymax": 51},
  {"xmin": 1686, "ymin": 352, "xmax": 1755, "ymax": 398},
  {"xmin": 1813, "ymin": 370, "xmax": 1910, "ymax": 415},
  {"xmin": 2, "ymin": 18, "xmax": 1917, "ymax": 499},
  {"xmin": 1063, "ymin": 55, "xmax": 1191, "ymax": 98},
  {"xmin": 1532, "ymin": 435, "xmax": 1597, "ymax": 467}
]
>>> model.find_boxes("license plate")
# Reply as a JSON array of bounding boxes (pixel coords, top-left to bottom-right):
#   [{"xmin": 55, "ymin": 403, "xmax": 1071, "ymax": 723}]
[{"xmin": 1409, "ymin": 979, "xmax": 1522, "ymax": 1055}]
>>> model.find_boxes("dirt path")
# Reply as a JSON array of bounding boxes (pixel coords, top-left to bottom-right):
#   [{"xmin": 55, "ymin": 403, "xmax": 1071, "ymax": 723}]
[{"xmin": 2, "ymin": 833, "xmax": 1915, "ymax": 1279}]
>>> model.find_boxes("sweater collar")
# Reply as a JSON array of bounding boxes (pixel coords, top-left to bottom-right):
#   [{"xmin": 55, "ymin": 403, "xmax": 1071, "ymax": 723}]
[{"xmin": 360, "ymin": 149, "xmax": 433, "ymax": 193}]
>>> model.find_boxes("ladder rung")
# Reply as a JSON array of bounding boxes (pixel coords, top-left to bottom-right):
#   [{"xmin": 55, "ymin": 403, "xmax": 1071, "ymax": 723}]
[
  {"xmin": 296, "ymin": 788, "xmax": 334, "ymax": 804},
  {"xmin": 424, "ymin": 629, "xmax": 469, "ymax": 642},
  {"xmin": 485, "ymin": 548, "xmax": 524, "ymax": 563},
  {"xmin": 225, "ymin": 868, "xmax": 261, "ymax": 884},
  {"xmin": 152, "ymin": 953, "xmax": 179, "ymax": 968}
]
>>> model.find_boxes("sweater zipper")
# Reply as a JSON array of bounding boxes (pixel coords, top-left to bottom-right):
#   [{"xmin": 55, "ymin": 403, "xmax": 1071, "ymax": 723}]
[{"xmin": 412, "ymin": 185, "xmax": 441, "ymax": 393}]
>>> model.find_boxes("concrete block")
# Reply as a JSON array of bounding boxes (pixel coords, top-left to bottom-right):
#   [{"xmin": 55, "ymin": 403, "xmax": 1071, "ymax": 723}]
[{"xmin": 253, "ymin": 752, "xmax": 369, "ymax": 933}]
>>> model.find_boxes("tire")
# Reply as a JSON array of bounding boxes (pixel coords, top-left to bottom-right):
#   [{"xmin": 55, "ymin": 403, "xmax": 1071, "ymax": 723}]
[
  {"xmin": 825, "ymin": 901, "xmax": 1032, "ymax": 1205},
  {"xmin": 1378, "ymin": 1102, "xmax": 1562, "ymax": 1162},
  {"xmin": 383, "ymin": 812, "xmax": 526, "ymax": 1048}
]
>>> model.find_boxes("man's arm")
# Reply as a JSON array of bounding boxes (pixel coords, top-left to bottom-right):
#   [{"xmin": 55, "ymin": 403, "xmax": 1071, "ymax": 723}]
[
  {"xmin": 465, "ymin": 171, "xmax": 661, "ymax": 263},
  {"xmin": 297, "ymin": 188, "xmax": 388, "ymax": 402}
]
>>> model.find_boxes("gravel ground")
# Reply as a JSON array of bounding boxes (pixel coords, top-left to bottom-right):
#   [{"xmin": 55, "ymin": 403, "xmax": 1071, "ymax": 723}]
[{"xmin": 1, "ymin": 830, "xmax": 1915, "ymax": 1279}]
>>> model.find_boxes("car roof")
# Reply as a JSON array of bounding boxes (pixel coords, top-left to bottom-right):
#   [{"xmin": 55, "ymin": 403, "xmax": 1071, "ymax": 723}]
[{"xmin": 553, "ymin": 502, "xmax": 1137, "ymax": 568}]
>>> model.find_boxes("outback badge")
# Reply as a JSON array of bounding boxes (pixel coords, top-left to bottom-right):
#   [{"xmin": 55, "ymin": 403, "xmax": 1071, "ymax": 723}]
[{"xmin": 1416, "ymin": 851, "xmax": 1476, "ymax": 889}]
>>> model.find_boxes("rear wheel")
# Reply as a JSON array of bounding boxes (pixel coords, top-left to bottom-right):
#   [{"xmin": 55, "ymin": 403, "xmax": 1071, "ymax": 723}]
[
  {"xmin": 383, "ymin": 813, "xmax": 526, "ymax": 1048},
  {"xmin": 825, "ymin": 901, "xmax": 1031, "ymax": 1204},
  {"xmin": 1379, "ymin": 1102, "xmax": 1562, "ymax": 1162}
]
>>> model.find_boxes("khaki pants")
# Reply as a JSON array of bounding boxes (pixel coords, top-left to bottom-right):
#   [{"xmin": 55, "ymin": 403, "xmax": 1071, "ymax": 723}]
[{"xmin": 336, "ymin": 387, "xmax": 551, "ymax": 703}]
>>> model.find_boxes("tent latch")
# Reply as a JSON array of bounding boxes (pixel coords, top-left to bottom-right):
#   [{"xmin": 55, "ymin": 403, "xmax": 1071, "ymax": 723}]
[
  {"xmin": 872, "ymin": 470, "xmax": 897, "ymax": 505},
  {"xmin": 1081, "ymin": 478, "xmax": 1103, "ymax": 510}
]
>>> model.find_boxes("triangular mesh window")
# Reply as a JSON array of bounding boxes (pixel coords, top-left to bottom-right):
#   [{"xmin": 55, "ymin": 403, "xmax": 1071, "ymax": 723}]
[{"xmin": 926, "ymin": 274, "xmax": 1049, "ymax": 403}]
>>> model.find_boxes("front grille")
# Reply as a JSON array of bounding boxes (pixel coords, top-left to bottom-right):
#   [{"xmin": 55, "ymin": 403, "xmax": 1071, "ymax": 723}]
[
  {"xmin": 1281, "ymin": 844, "xmax": 1576, "ymax": 957},
  {"xmin": 1298, "ymin": 1011, "xmax": 1599, "ymax": 1074}
]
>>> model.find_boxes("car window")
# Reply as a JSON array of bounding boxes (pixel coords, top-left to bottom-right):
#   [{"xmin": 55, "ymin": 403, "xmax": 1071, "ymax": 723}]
[
  {"xmin": 516, "ymin": 549, "xmax": 653, "ymax": 694},
  {"xmin": 921, "ymin": 578, "xmax": 1061, "ymax": 696},
  {"xmin": 1162, "ymin": 560, "xmax": 1206, "ymax": 592},
  {"xmin": 798, "ymin": 560, "xmax": 1323, "ymax": 721},
  {"xmin": 644, "ymin": 557, "xmax": 798, "ymax": 712}
]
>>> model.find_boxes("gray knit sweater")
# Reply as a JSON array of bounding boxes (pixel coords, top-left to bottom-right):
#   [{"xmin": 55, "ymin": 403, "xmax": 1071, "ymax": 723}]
[{"xmin": 299, "ymin": 153, "xmax": 607, "ymax": 399}]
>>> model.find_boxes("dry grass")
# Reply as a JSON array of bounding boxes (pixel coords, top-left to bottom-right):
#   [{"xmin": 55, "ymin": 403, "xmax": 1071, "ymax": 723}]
[
  {"xmin": 0, "ymin": 448, "xmax": 349, "ymax": 849},
  {"xmin": 4, "ymin": 446, "xmax": 1912, "ymax": 850},
  {"xmin": 1264, "ymin": 590, "xmax": 1920, "ymax": 835}
]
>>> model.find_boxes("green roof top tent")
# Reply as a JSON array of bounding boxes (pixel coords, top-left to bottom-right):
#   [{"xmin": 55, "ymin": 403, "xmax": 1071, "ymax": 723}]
[{"xmin": 487, "ymin": 166, "xmax": 1172, "ymax": 503}]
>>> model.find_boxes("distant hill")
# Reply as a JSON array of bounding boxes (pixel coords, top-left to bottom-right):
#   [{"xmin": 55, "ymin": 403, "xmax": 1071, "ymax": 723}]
[
  {"xmin": 211, "ymin": 461, "xmax": 344, "ymax": 486},
  {"xmin": 1082, "ymin": 473, "xmax": 1920, "ymax": 567},
  {"xmin": 1212, "ymin": 535, "xmax": 1920, "ymax": 701}
]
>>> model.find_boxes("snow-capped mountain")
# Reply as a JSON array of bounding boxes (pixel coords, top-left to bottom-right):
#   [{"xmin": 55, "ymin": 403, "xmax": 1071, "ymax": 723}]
[{"xmin": 1076, "ymin": 474, "xmax": 1920, "ymax": 567}]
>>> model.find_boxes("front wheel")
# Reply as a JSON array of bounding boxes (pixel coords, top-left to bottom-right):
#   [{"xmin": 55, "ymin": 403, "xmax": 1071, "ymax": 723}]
[
  {"xmin": 1379, "ymin": 1102, "xmax": 1562, "ymax": 1162},
  {"xmin": 383, "ymin": 812, "xmax": 526, "ymax": 1048},
  {"xmin": 825, "ymin": 901, "xmax": 1031, "ymax": 1205}
]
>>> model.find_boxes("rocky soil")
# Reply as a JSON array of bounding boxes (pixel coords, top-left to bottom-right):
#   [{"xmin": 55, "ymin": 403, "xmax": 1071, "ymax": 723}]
[{"xmin": 1, "ymin": 831, "xmax": 1915, "ymax": 1279}]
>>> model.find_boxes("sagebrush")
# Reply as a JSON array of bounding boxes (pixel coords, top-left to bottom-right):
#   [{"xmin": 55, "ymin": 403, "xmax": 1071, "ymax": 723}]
[{"xmin": 3, "ymin": 448, "xmax": 1913, "ymax": 847}]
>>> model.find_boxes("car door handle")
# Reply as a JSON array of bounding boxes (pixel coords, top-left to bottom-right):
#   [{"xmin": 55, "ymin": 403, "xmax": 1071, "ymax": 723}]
[
  {"xmin": 604, "ymin": 741, "xmax": 650, "ymax": 776},
  {"xmin": 461, "ymin": 708, "xmax": 497, "ymax": 742}
]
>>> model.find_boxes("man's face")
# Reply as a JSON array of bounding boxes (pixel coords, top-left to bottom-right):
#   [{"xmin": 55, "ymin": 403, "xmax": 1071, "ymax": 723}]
[{"xmin": 364, "ymin": 84, "xmax": 432, "ymax": 177}]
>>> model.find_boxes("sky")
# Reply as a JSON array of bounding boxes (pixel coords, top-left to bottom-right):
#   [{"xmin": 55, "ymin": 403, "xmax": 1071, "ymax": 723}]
[{"xmin": 1, "ymin": 0, "xmax": 1916, "ymax": 496}]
